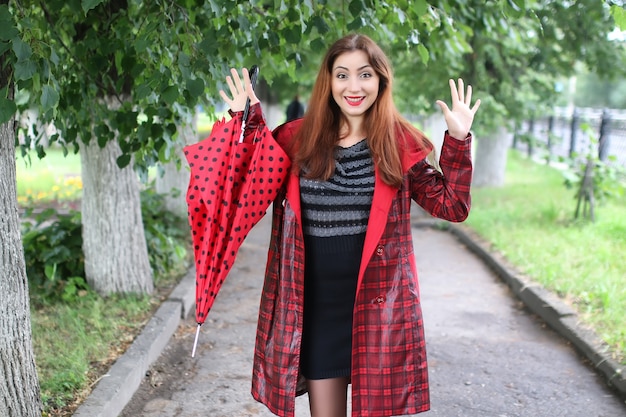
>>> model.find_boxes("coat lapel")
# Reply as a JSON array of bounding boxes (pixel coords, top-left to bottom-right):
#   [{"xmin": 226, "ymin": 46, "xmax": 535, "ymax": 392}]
[
  {"xmin": 357, "ymin": 133, "xmax": 431, "ymax": 294},
  {"xmin": 285, "ymin": 172, "xmax": 302, "ymax": 229},
  {"xmin": 273, "ymin": 119, "xmax": 303, "ymax": 229},
  {"xmin": 357, "ymin": 166, "xmax": 395, "ymax": 291}
]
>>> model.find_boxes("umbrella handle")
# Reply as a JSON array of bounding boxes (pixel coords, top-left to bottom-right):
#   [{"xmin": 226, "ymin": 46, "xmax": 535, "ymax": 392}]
[
  {"xmin": 239, "ymin": 65, "xmax": 259, "ymax": 143},
  {"xmin": 191, "ymin": 324, "xmax": 202, "ymax": 358}
]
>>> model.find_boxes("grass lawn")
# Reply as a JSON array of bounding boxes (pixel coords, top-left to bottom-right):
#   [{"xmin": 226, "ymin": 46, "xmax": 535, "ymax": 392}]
[
  {"xmin": 33, "ymin": 294, "xmax": 160, "ymax": 411},
  {"xmin": 466, "ymin": 150, "xmax": 626, "ymax": 364},
  {"xmin": 16, "ymin": 147, "xmax": 82, "ymax": 206}
]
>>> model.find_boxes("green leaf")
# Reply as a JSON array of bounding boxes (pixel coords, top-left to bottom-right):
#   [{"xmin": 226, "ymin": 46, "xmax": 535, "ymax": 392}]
[
  {"xmin": 0, "ymin": 41, "xmax": 9, "ymax": 56},
  {"xmin": 411, "ymin": 0, "xmax": 429, "ymax": 17},
  {"xmin": 417, "ymin": 44, "xmax": 429, "ymax": 65},
  {"xmin": 0, "ymin": 6, "xmax": 18, "ymax": 42},
  {"xmin": 186, "ymin": 78, "xmax": 205, "ymax": 99},
  {"xmin": 0, "ymin": 92, "xmax": 17, "ymax": 125},
  {"xmin": 135, "ymin": 84, "xmax": 152, "ymax": 100},
  {"xmin": 14, "ymin": 59, "xmax": 36, "ymax": 81},
  {"xmin": 310, "ymin": 15, "xmax": 330, "ymax": 34},
  {"xmin": 134, "ymin": 36, "xmax": 150, "ymax": 53},
  {"xmin": 611, "ymin": 5, "xmax": 626, "ymax": 31},
  {"xmin": 116, "ymin": 154, "xmax": 131, "ymax": 169},
  {"xmin": 349, "ymin": 0, "xmax": 365, "ymax": 16},
  {"xmin": 12, "ymin": 37, "xmax": 32, "ymax": 61},
  {"xmin": 41, "ymin": 85, "xmax": 60, "ymax": 112},
  {"xmin": 0, "ymin": 4, "xmax": 11, "ymax": 22},
  {"xmin": 49, "ymin": 47, "xmax": 60, "ymax": 67},
  {"xmin": 310, "ymin": 37, "xmax": 326, "ymax": 52},
  {"xmin": 0, "ymin": 24, "xmax": 18, "ymax": 42},
  {"xmin": 158, "ymin": 141, "xmax": 170, "ymax": 162},
  {"xmin": 347, "ymin": 16, "xmax": 366, "ymax": 31},
  {"xmin": 161, "ymin": 86, "xmax": 178, "ymax": 105},
  {"xmin": 44, "ymin": 264, "xmax": 57, "ymax": 280},
  {"xmin": 283, "ymin": 25, "xmax": 302, "ymax": 44},
  {"xmin": 82, "ymin": 0, "xmax": 105, "ymax": 14},
  {"xmin": 198, "ymin": 37, "xmax": 219, "ymax": 56},
  {"xmin": 177, "ymin": 52, "xmax": 190, "ymax": 69}
]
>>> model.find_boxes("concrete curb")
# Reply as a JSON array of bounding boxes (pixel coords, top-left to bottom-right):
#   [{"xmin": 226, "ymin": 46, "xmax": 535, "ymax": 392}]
[
  {"xmin": 73, "ymin": 269, "xmax": 197, "ymax": 417},
  {"xmin": 413, "ymin": 218, "xmax": 626, "ymax": 401}
]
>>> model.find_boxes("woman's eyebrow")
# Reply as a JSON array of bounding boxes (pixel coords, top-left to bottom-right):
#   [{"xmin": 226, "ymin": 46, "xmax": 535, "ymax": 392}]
[{"xmin": 333, "ymin": 64, "xmax": 373, "ymax": 71}]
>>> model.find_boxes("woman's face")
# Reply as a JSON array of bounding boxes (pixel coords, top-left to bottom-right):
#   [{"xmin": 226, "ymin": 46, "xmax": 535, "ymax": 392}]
[{"xmin": 331, "ymin": 50, "xmax": 380, "ymax": 121}]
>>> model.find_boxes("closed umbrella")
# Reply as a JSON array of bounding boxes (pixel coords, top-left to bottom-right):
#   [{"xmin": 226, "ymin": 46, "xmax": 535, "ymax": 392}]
[{"xmin": 184, "ymin": 67, "xmax": 290, "ymax": 356}]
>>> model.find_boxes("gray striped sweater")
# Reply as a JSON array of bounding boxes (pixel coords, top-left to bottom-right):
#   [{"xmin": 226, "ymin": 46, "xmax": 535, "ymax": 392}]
[{"xmin": 300, "ymin": 139, "xmax": 375, "ymax": 238}]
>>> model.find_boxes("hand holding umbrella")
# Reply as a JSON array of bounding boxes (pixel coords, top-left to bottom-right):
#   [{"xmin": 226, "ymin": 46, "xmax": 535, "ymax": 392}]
[
  {"xmin": 185, "ymin": 66, "xmax": 291, "ymax": 357},
  {"xmin": 220, "ymin": 66, "xmax": 260, "ymax": 142}
]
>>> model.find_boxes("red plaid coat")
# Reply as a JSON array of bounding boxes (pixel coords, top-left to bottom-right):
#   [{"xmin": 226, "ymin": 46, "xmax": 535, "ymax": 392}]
[{"xmin": 247, "ymin": 107, "xmax": 473, "ymax": 417}]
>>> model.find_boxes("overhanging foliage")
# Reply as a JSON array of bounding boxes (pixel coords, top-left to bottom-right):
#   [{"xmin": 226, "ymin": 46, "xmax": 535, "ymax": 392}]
[{"xmin": 0, "ymin": 0, "xmax": 624, "ymax": 166}]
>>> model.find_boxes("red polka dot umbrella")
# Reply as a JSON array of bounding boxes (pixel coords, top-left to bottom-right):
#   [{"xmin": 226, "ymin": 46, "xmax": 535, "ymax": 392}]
[{"xmin": 184, "ymin": 114, "xmax": 290, "ymax": 356}]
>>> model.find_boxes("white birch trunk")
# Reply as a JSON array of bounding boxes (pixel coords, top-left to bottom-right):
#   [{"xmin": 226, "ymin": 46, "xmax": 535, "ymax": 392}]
[
  {"xmin": 0, "ymin": 117, "xmax": 42, "ymax": 416},
  {"xmin": 80, "ymin": 99, "xmax": 153, "ymax": 295},
  {"xmin": 472, "ymin": 128, "xmax": 512, "ymax": 187},
  {"xmin": 156, "ymin": 115, "xmax": 197, "ymax": 218}
]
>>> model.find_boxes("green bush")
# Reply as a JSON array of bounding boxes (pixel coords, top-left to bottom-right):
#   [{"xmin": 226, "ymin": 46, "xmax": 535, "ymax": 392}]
[
  {"xmin": 140, "ymin": 186, "xmax": 190, "ymax": 282},
  {"xmin": 22, "ymin": 187, "xmax": 190, "ymax": 303},
  {"xmin": 21, "ymin": 208, "xmax": 87, "ymax": 304}
]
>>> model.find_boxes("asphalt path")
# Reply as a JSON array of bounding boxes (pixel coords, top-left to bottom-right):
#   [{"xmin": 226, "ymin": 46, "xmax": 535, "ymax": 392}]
[{"xmin": 120, "ymin": 213, "xmax": 626, "ymax": 417}]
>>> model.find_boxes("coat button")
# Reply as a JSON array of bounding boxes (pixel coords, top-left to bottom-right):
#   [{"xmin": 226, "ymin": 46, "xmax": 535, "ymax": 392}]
[
  {"xmin": 373, "ymin": 295, "xmax": 386, "ymax": 304},
  {"xmin": 376, "ymin": 245, "xmax": 384, "ymax": 256}
]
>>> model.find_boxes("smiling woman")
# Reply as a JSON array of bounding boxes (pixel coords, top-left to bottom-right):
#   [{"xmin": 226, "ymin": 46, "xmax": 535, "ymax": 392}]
[{"xmin": 189, "ymin": 32, "xmax": 481, "ymax": 417}]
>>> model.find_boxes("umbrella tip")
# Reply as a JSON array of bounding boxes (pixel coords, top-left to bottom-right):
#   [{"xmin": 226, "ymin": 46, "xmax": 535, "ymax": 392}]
[{"xmin": 191, "ymin": 324, "xmax": 202, "ymax": 358}]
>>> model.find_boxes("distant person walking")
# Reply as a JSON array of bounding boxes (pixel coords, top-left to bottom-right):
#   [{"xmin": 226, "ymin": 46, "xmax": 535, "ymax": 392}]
[{"xmin": 286, "ymin": 94, "xmax": 305, "ymax": 121}]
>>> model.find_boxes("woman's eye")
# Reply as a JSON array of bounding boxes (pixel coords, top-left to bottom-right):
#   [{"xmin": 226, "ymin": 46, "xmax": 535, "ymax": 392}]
[
  {"xmin": 336, "ymin": 73, "xmax": 347, "ymax": 79},
  {"xmin": 360, "ymin": 72, "xmax": 372, "ymax": 78}
]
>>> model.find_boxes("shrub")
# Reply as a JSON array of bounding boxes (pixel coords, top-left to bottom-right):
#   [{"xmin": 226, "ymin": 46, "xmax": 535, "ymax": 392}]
[
  {"xmin": 140, "ymin": 186, "xmax": 190, "ymax": 282},
  {"xmin": 21, "ymin": 208, "xmax": 87, "ymax": 304},
  {"xmin": 22, "ymin": 186, "xmax": 190, "ymax": 303}
]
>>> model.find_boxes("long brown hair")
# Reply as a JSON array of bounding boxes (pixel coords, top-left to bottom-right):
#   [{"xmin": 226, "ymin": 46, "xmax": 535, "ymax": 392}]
[{"xmin": 291, "ymin": 33, "xmax": 432, "ymax": 188}]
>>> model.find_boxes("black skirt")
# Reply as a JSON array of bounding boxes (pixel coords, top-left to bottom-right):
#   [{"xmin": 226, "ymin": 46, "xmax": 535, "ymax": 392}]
[{"xmin": 300, "ymin": 232, "xmax": 366, "ymax": 380}]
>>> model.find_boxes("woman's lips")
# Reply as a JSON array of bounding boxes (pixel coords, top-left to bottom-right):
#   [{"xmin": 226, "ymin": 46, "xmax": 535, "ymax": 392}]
[{"xmin": 345, "ymin": 96, "xmax": 365, "ymax": 106}]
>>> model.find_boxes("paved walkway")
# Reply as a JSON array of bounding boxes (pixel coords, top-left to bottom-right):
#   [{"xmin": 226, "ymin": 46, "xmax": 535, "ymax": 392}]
[{"xmin": 109, "ymin": 213, "xmax": 625, "ymax": 416}]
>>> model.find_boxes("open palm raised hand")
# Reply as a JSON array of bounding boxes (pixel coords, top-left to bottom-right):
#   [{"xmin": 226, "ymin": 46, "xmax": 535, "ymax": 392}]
[
  {"xmin": 219, "ymin": 67, "xmax": 260, "ymax": 113},
  {"xmin": 436, "ymin": 78, "xmax": 481, "ymax": 140}
]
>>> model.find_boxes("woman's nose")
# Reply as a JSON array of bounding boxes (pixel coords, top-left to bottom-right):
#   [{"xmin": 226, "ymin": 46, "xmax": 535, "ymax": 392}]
[{"xmin": 348, "ymin": 77, "xmax": 361, "ymax": 92}]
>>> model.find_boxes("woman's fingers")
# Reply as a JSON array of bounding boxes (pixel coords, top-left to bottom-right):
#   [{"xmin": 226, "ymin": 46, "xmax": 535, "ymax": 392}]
[
  {"xmin": 472, "ymin": 99, "xmax": 481, "ymax": 113},
  {"xmin": 465, "ymin": 84, "xmax": 472, "ymax": 106},
  {"xmin": 220, "ymin": 67, "xmax": 259, "ymax": 112},
  {"xmin": 439, "ymin": 78, "xmax": 482, "ymax": 139},
  {"xmin": 231, "ymin": 68, "xmax": 244, "ymax": 93},
  {"xmin": 225, "ymin": 68, "xmax": 249, "ymax": 97},
  {"xmin": 448, "ymin": 78, "xmax": 480, "ymax": 112},
  {"xmin": 219, "ymin": 89, "xmax": 230, "ymax": 104},
  {"xmin": 448, "ymin": 79, "xmax": 458, "ymax": 103},
  {"xmin": 225, "ymin": 75, "xmax": 236, "ymax": 97}
]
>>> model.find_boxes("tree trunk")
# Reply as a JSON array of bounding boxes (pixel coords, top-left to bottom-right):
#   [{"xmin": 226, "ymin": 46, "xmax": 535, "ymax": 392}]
[
  {"xmin": 80, "ymin": 114, "xmax": 153, "ymax": 295},
  {"xmin": 472, "ymin": 128, "xmax": 512, "ymax": 187},
  {"xmin": 156, "ymin": 115, "xmax": 197, "ymax": 218},
  {"xmin": 0, "ymin": 117, "xmax": 42, "ymax": 416}
]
